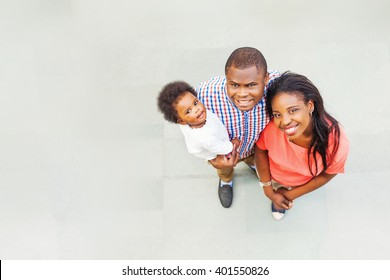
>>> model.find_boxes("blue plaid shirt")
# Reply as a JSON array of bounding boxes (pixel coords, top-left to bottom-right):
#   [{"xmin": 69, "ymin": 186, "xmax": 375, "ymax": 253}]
[{"xmin": 196, "ymin": 70, "xmax": 279, "ymax": 159}]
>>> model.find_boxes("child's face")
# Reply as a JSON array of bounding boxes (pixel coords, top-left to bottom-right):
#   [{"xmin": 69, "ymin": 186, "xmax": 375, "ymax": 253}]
[
  {"xmin": 271, "ymin": 92, "xmax": 314, "ymax": 142},
  {"xmin": 226, "ymin": 65, "xmax": 269, "ymax": 111},
  {"xmin": 175, "ymin": 92, "xmax": 207, "ymax": 127}
]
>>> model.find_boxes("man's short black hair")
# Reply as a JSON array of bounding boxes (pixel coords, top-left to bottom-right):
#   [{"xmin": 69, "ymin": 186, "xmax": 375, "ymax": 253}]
[{"xmin": 225, "ymin": 47, "xmax": 267, "ymax": 76}]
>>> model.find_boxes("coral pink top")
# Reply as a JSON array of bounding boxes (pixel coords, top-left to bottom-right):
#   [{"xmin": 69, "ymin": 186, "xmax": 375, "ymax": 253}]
[{"xmin": 256, "ymin": 121, "xmax": 350, "ymax": 187}]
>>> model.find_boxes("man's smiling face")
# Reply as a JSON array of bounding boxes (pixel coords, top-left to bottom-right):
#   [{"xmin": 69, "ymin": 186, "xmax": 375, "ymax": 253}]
[{"xmin": 225, "ymin": 65, "xmax": 269, "ymax": 111}]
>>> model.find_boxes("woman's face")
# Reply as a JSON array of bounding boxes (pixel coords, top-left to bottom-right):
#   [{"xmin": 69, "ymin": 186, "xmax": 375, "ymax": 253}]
[{"xmin": 271, "ymin": 92, "xmax": 314, "ymax": 143}]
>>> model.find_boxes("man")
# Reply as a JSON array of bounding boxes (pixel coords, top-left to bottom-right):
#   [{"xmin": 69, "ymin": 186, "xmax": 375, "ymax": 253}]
[{"xmin": 196, "ymin": 47, "xmax": 279, "ymax": 208}]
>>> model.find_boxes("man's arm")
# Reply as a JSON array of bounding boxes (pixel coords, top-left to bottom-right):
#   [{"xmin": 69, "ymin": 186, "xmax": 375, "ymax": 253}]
[{"xmin": 208, "ymin": 139, "xmax": 240, "ymax": 169}]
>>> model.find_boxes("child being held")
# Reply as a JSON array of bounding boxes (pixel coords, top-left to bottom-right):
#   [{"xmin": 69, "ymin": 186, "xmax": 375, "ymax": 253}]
[{"xmin": 157, "ymin": 81, "xmax": 239, "ymax": 161}]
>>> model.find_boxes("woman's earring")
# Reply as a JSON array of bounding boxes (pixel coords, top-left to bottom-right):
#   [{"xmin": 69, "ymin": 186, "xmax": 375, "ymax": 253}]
[{"xmin": 310, "ymin": 110, "xmax": 313, "ymax": 116}]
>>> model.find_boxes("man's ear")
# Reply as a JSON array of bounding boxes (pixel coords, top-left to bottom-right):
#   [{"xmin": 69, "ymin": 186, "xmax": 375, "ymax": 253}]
[
  {"xmin": 177, "ymin": 119, "xmax": 185, "ymax": 125},
  {"xmin": 264, "ymin": 72, "xmax": 270, "ymax": 84}
]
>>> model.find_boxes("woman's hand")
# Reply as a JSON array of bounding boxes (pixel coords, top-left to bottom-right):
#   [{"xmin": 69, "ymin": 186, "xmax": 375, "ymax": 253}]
[{"xmin": 270, "ymin": 191, "xmax": 293, "ymax": 210}]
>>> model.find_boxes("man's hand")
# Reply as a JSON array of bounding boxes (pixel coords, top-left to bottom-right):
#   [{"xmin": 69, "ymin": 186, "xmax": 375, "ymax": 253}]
[
  {"xmin": 230, "ymin": 138, "xmax": 240, "ymax": 151},
  {"xmin": 208, "ymin": 139, "xmax": 240, "ymax": 169}
]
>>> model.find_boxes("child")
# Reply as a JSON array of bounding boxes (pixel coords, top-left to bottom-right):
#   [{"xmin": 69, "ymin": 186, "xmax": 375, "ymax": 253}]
[
  {"xmin": 255, "ymin": 72, "xmax": 350, "ymax": 220},
  {"xmin": 157, "ymin": 81, "xmax": 239, "ymax": 162}
]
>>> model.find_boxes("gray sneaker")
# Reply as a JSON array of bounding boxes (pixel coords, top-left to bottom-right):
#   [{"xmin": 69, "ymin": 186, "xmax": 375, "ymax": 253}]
[{"xmin": 218, "ymin": 180, "xmax": 233, "ymax": 208}]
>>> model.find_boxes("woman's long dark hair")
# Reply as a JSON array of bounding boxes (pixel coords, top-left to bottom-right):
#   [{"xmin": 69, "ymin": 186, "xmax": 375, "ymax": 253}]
[{"xmin": 266, "ymin": 72, "xmax": 340, "ymax": 176}]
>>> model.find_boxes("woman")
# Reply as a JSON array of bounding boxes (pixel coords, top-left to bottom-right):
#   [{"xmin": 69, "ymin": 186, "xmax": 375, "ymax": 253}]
[{"xmin": 255, "ymin": 72, "xmax": 349, "ymax": 220}]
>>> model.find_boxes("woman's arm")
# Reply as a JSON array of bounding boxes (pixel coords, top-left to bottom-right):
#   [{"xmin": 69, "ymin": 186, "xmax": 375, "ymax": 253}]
[
  {"xmin": 278, "ymin": 172, "xmax": 337, "ymax": 201},
  {"xmin": 254, "ymin": 145, "xmax": 272, "ymax": 186},
  {"xmin": 255, "ymin": 145, "xmax": 292, "ymax": 209}
]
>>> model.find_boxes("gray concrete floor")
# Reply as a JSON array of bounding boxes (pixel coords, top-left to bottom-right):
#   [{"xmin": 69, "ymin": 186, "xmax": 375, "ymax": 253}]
[{"xmin": 0, "ymin": 0, "xmax": 390, "ymax": 259}]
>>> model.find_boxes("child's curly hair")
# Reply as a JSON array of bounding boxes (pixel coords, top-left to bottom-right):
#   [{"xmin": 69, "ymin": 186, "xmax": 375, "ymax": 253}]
[{"xmin": 157, "ymin": 81, "xmax": 197, "ymax": 123}]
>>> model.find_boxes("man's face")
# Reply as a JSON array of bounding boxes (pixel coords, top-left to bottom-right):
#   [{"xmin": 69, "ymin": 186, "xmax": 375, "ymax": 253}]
[{"xmin": 226, "ymin": 65, "xmax": 269, "ymax": 111}]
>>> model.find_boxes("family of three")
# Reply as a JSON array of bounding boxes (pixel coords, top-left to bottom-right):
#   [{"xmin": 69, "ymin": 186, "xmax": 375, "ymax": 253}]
[{"xmin": 157, "ymin": 47, "xmax": 349, "ymax": 220}]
